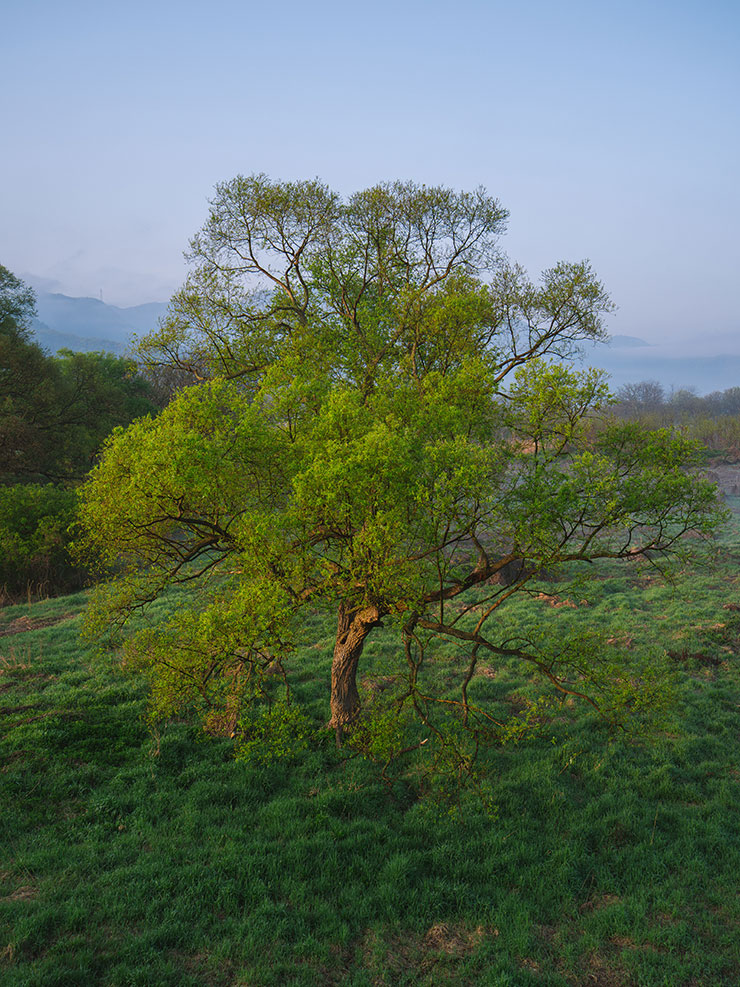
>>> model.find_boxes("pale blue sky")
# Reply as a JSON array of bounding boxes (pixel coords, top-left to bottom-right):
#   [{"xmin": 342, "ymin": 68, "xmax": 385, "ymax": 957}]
[{"xmin": 2, "ymin": 0, "xmax": 738, "ymax": 347}]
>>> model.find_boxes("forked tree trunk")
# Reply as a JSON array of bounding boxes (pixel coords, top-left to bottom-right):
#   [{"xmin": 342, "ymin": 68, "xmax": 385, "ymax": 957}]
[{"xmin": 329, "ymin": 602, "xmax": 381, "ymax": 746}]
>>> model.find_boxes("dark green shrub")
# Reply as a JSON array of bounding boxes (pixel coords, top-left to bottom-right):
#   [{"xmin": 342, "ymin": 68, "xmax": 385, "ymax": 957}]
[{"xmin": 0, "ymin": 484, "xmax": 86, "ymax": 600}]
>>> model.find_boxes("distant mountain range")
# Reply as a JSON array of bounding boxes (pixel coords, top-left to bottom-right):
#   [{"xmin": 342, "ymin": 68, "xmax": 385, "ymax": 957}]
[
  {"xmin": 28, "ymin": 290, "xmax": 739, "ymax": 395},
  {"xmin": 31, "ymin": 291, "xmax": 169, "ymax": 355}
]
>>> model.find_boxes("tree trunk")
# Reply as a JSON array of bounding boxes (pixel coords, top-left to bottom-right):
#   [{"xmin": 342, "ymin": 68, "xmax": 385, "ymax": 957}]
[{"xmin": 329, "ymin": 602, "xmax": 381, "ymax": 746}]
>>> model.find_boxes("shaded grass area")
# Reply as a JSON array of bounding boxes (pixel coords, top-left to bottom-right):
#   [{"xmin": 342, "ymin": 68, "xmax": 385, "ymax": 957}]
[{"xmin": 3, "ymin": 540, "xmax": 740, "ymax": 984}]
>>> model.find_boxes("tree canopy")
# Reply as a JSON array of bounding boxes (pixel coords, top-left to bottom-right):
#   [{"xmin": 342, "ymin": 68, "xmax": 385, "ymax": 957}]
[
  {"xmin": 0, "ymin": 266, "xmax": 163, "ymax": 600},
  {"xmin": 78, "ymin": 176, "xmax": 722, "ymax": 765},
  {"xmin": 0, "ymin": 265, "xmax": 36, "ymax": 340},
  {"xmin": 0, "ymin": 266, "xmax": 158, "ymax": 484}
]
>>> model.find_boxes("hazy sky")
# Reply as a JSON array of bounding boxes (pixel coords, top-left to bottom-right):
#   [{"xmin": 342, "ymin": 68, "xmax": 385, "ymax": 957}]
[{"xmin": 2, "ymin": 0, "xmax": 738, "ymax": 346}]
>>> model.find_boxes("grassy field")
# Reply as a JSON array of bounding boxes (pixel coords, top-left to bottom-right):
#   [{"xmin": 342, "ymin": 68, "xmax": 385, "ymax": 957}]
[{"xmin": 3, "ymin": 509, "xmax": 740, "ymax": 985}]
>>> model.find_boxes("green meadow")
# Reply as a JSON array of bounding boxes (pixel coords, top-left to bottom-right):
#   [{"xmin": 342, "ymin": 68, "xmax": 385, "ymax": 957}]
[{"xmin": 3, "ymin": 507, "xmax": 740, "ymax": 986}]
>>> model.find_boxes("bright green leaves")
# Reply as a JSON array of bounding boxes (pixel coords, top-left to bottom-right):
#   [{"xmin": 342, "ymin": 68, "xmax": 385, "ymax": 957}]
[
  {"xmin": 585, "ymin": 422, "xmax": 721, "ymax": 536},
  {"xmin": 492, "ymin": 362, "xmax": 724, "ymax": 565},
  {"xmin": 78, "ymin": 379, "xmax": 290, "ymax": 577},
  {"xmin": 486, "ymin": 259, "xmax": 613, "ymax": 383},
  {"xmin": 120, "ymin": 574, "xmax": 296, "ymax": 730},
  {"xmin": 518, "ymin": 628, "xmax": 679, "ymax": 738},
  {"xmin": 508, "ymin": 359, "xmax": 610, "ymax": 447},
  {"xmin": 291, "ymin": 388, "xmax": 425, "ymax": 609},
  {"xmin": 290, "ymin": 368, "xmax": 510, "ymax": 610},
  {"xmin": 536, "ymin": 260, "xmax": 614, "ymax": 341},
  {"xmin": 138, "ymin": 177, "xmax": 614, "ymax": 397},
  {"xmin": 234, "ymin": 700, "xmax": 316, "ymax": 764},
  {"xmin": 197, "ymin": 173, "xmax": 339, "ymax": 273},
  {"xmin": 77, "ymin": 176, "xmax": 725, "ymax": 762},
  {"xmin": 0, "ymin": 484, "xmax": 84, "ymax": 597}
]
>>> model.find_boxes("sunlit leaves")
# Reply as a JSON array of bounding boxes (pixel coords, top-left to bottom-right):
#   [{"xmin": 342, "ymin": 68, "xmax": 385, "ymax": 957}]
[{"xmin": 77, "ymin": 176, "xmax": 724, "ymax": 757}]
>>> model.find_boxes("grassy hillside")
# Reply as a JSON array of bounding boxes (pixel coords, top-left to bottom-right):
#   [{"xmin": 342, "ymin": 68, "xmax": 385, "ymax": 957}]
[{"xmin": 3, "ymin": 513, "xmax": 740, "ymax": 985}]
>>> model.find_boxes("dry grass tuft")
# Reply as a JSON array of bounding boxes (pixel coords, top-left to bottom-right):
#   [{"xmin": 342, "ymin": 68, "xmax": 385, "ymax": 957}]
[{"xmin": 422, "ymin": 921, "xmax": 494, "ymax": 955}]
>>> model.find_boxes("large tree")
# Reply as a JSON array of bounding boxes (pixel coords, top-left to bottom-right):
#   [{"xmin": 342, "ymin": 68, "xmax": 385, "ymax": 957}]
[{"xmin": 79, "ymin": 176, "xmax": 720, "ymax": 751}]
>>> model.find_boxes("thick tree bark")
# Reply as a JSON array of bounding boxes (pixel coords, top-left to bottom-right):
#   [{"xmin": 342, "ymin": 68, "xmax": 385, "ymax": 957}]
[{"xmin": 329, "ymin": 602, "xmax": 381, "ymax": 745}]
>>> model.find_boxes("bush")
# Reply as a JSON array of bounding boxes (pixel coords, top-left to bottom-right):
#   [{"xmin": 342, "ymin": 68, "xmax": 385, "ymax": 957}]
[{"xmin": 0, "ymin": 484, "xmax": 87, "ymax": 600}]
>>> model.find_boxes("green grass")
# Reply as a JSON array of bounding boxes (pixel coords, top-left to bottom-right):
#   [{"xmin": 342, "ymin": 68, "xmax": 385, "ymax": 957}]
[{"xmin": 3, "ymin": 525, "xmax": 740, "ymax": 985}]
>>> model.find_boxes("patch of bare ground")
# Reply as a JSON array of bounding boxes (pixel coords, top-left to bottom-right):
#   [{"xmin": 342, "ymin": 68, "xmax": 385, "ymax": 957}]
[
  {"xmin": 0, "ymin": 705, "xmax": 84, "ymax": 730},
  {"xmin": 518, "ymin": 955, "xmax": 542, "ymax": 973},
  {"xmin": 0, "ymin": 613, "xmax": 77, "ymax": 638},
  {"xmin": 169, "ymin": 950, "xmax": 237, "ymax": 987},
  {"xmin": 422, "ymin": 922, "xmax": 494, "ymax": 955},
  {"xmin": 0, "ymin": 943, "xmax": 16, "ymax": 964},
  {"xmin": 609, "ymin": 936, "xmax": 638, "ymax": 950},
  {"xmin": 1, "ymin": 885, "xmax": 38, "ymax": 903},
  {"xmin": 355, "ymin": 923, "xmax": 498, "ymax": 985},
  {"xmin": 360, "ymin": 675, "xmax": 399, "ymax": 700},
  {"xmin": 536, "ymin": 922, "xmax": 668, "ymax": 986},
  {"xmin": 605, "ymin": 635, "xmax": 633, "ymax": 649},
  {"xmin": 578, "ymin": 893, "xmax": 621, "ymax": 915},
  {"xmin": 534, "ymin": 592, "xmax": 579, "ymax": 609},
  {"xmin": 578, "ymin": 962, "xmax": 628, "ymax": 987},
  {"xmin": 475, "ymin": 663, "xmax": 497, "ymax": 679},
  {"xmin": 576, "ymin": 931, "xmax": 672, "ymax": 987},
  {"xmin": 667, "ymin": 648, "xmax": 724, "ymax": 669}
]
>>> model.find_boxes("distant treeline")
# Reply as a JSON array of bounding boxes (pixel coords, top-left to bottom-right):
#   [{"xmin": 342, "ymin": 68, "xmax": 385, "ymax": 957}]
[
  {"xmin": 613, "ymin": 381, "xmax": 740, "ymax": 459},
  {"xmin": 614, "ymin": 380, "xmax": 740, "ymax": 419},
  {"xmin": 0, "ymin": 264, "xmax": 161, "ymax": 600}
]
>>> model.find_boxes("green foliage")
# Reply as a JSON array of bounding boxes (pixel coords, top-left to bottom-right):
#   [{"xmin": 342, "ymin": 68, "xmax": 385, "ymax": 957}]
[
  {"xmin": 48, "ymin": 349, "xmax": 159, "ymax": 480},
  {"xmin": 0, "ymin": 264, "xmax": 36, "ymax": 339},
  {"xmin": 0, "ymin": 309, "xmax": 63, "ymax": 482},
  {"xmin": 0, "ymin": 484, "xmax": 87, "ymax": 599},
  {"xmin": 0, "ymin": 267, "xmax": 158, "ymax": 484},
  {"xmin": 614, "ymin": 380, "xmax": 740, "ymax": 461},
  {"xmin": 532, "ymin": 628, "xmax": 679, "ymax": 736},
  {"xmin": 234, "ymin": 701, "xmax": 317, "ymax": 764},
  {"xmin": 76, "ymin": 177, "xmax": 723, "ymax": 774},
  {"xmin": 347, "ymin": 683, "xmax": 420, "ymax": 768}
]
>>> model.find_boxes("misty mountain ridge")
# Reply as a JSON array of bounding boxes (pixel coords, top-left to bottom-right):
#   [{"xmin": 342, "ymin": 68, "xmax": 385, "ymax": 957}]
[
  {"xmin": 26, "ymin": 288, "xmax": 739, "ymax": 395},
  {"xmin": 31, "ymin": 320, "xmax": 129, "ymax": 356},
  {"xmin": 34, "ymin": 291, "xmax": 168, "ymax": 344}
]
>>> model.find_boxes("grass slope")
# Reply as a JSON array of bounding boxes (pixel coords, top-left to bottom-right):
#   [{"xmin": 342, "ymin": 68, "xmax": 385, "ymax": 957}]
[{"xmin": 3, "ymin": 518, "xmax": 740, "ymax": 986}]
